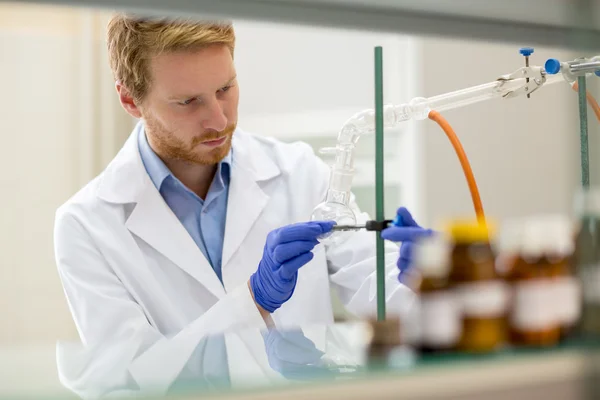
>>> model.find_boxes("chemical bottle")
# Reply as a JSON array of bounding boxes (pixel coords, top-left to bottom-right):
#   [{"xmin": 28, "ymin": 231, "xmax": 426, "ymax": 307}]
[
  {"xmin": 414, "ymin": 235, "xmax": 461, "ymax": 353},
  {"xmin": 495, "ymin": 219, "xmax": 524, "ymax": 279},
  {"xmin": 507, "ymin": 218, "xmax": 560, "ymax": 347},
  {"xmin": 542, "ymin": 215, "xmax": 579, "ymax": 341},
  {"xmin": 574, "ymin": 188, "xmax": 600, "ymax": 338},
  {"xmin": 366, "ymin": 316, "xmax": 403, "ymax": 368},
  {"xmin": 447, "ymin": 220, "xmax": 508, "ymax": 353}
]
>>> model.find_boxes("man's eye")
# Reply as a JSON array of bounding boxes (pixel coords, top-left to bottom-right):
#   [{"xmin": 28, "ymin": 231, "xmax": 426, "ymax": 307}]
[
  {"xmin": 219, "ymin": 85, "xmax": 231, "ymax": 93},
  {"xmin": 179, "ymin": 98, "xmax": 196, "ymax": 106}
]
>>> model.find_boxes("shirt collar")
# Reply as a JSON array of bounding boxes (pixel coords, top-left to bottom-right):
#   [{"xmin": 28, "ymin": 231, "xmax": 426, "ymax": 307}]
[{"xmin": 137, "ymin": 125, "xmax": 232, "ymax": 192}]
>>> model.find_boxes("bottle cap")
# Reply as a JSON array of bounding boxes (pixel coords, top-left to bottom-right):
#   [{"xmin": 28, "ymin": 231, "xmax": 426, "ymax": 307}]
[
  {"xmin": 520, "ymin": 220, "xmax": 545, "ymax": 259},
  {"xmin": 497, "ymin": 218, "xmax": 524, "ymax": 255},
  {"xmin": 446, "ymin": 219, "xmax": 495, "ymax": 243},
  {"xmin": 539, "ymin": 214, "xmax": 575, "ymax": 256},
  {"xmin": 413, "ymin": 235, "xmax": 451, "ymax": 278},
  {"xmin": 519, "ymin": 215, "xmax": 574, "ymax": 258}
]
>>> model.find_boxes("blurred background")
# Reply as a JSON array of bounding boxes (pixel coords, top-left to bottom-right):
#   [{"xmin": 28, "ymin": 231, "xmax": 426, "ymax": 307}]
[
  {"xmin": 0, "ymin": 1, "xmax": 586, "ymax": 345},
  {"xmin": 0, "ymin": 2, "xmax": 594, "ymax": 387},
  {"xmin": 3, "ymin": 1, "xmax": 599, "ymax": 397}
]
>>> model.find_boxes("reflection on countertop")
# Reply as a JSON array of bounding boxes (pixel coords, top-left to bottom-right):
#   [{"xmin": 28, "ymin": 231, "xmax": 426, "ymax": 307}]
[
  {"xmin": 2, "ymin": 321, "xmax": 598, "ymax": 399},
  {"xmin": 55, "ymin": 321, "xmax": 403, "ymax": 399}
]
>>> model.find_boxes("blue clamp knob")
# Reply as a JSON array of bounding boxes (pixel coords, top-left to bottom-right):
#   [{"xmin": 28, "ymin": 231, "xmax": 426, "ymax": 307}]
[
  {"xmin": 545, "ymin": 58, "xmax": 561, "ymax": 74},
  {"xmin": 519, "ymin": 47, "xmax": 534, "ymax": 57},
  {"xmin": 596, "ymin": 70, "xmax": 600, "ymax": 77}
]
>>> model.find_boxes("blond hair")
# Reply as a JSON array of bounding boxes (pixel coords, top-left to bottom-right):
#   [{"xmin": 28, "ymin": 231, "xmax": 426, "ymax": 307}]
[{"xmin": 107, "ymin": 14, "xmax": 235, "ymax": 101}]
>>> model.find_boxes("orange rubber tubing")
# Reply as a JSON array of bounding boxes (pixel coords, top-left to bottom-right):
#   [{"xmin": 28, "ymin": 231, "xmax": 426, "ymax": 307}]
[
  {"xmin": 428, "ymin": 110, "xmax": 486, "ymax": 224},
  {"xmin": 572, "ymin": 81, "xmax": 600, "ymax": 122}
]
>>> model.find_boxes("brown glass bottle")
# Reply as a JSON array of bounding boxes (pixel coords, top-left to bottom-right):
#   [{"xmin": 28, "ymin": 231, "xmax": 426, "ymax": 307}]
[
  {"xmin": 415, "ymin": 236, "xmax": 461, "ymax": 353},
  {"xmin": 507, "ymin": 220, "xmax": 560, "ymax": 347},
  {"xmin": 448, "ymin": 221, "xmax": 507, "ymax": 353},
  {"xmin": 508, "ymin": 256, "xmax": 559, "ymax": 347},
  {"xmin": 367, "ymin": 317, "xmax": 402, "ymax": 368}
]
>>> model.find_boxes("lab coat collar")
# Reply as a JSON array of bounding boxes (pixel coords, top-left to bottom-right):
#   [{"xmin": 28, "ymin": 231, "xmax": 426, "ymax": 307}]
[{"xmin": 96, "ymin": 121, "xmax": 280, "ymax": 297}]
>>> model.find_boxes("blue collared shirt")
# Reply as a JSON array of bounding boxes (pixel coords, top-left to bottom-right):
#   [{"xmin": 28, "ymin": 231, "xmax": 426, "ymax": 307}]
[{"xmin": 138, "ymin": 127, "xmax": 231, "ymax": 283}]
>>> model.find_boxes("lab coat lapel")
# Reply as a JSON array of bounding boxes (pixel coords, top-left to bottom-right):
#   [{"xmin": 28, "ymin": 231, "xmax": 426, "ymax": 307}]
[
  {"xmin": 97, "ymin": 122, "xmax": 225, "ymax": 299},
  {"xmin": 126, "ymin": 183, "xmax": 225, "ymax": 299},
  {"xmin": 221, "ymin": 132, "xmax": 280, "ymax": 269},
  {"xmin": 221, "ymin": 165, "xmax": 268, "ymax": 269}
]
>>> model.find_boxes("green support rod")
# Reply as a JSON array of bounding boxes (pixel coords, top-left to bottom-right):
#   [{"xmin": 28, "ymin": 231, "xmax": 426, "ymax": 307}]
[
  {"xmin": 374, "ymin": 46, "xmax": 386, "ymax": 321},
  {"xmin": 578, "ymin": 75, "xmax": 590, "ymax": 188}
]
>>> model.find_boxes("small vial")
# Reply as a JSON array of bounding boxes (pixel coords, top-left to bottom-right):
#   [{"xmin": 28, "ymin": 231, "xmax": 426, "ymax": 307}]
[
  {"xmin": 447, "ymin": 220, "xmax": 508, "ymax": 353},
  {"xmin": 414, "ymin": 235, "xmax": 461, "ymax": 353},
  {"xmin": 507, "ymin": 219, "xmax": 560, "ymax": 347}
]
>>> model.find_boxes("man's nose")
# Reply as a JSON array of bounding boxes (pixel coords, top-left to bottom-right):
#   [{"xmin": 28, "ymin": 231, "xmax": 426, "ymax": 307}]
[{"xmin": 202, "ymin": 98, "xmax": 228, "ymax": 132}]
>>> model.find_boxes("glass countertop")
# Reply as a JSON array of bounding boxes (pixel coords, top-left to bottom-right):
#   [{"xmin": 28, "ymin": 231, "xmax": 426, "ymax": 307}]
[{"xmin": 4, "ymin": 321, "xmax": 600, "ymax": 399}]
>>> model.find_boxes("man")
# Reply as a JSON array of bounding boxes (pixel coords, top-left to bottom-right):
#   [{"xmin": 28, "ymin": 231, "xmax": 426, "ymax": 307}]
[{"xmin": 54, "ymin": 15, "xmax": 431, "ymax": 347}]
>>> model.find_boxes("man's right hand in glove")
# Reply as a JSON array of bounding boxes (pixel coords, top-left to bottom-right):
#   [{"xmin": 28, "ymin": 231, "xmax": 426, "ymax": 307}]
[{"xmin": 249, "ymin": 221, "xmax": 334, "ymax": 318}]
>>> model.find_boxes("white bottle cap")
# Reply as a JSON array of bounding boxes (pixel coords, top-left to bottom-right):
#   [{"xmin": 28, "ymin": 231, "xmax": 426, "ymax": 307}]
[
  {"xmin": 538, "ymin": 214, "xmax": 575, "ymax": 256},
  {"xmin": 497, "ymin": 218, "xmax": 525, "ymax": 255},
  {"xmin": 518, "ymin": 215, "xmax": 574, "ymax": 259},
  {"xmin": 414, "ymin": 235, "xmax": 451, "ymax": 278},
  {"xmin": 519, "ymin": 219, "xmax": 546, "ymax": 260}
]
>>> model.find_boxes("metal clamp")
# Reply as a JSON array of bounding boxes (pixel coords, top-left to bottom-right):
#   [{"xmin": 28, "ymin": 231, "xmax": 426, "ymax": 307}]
[
  {"xmin": 331, "ymin": 219, "xmax": 393, "ymax": 232},
  {"xmin": 496, "ymin": 66, "xmax": 546, "ymax": 99}
]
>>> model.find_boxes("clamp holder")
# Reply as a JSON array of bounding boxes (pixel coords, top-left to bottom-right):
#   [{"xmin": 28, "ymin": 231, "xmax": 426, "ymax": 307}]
[{"xmin": 497, "ymin": 66, "xmax": 546, "ymax": 99}]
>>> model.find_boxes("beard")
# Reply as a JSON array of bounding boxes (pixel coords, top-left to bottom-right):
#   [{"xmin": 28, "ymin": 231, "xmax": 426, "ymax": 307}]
[{"xmin": 144, "ymin": 113, "xmax": 236, "ymax": 165}]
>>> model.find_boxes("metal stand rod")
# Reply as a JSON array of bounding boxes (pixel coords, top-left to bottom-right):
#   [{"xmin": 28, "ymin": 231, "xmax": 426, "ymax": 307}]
[
  {"xmin": 578, "ymin": 75, "xmax": 590, "ymax": 188},
  {"xmin": 375, "ymin": 46, "xmax": 386, "ymax": 321}
]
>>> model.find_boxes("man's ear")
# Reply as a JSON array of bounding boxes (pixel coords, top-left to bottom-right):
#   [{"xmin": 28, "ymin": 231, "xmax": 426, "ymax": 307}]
[{"xmin": 115, "ymin": 81, "xmax": 143, "ymax": 119}]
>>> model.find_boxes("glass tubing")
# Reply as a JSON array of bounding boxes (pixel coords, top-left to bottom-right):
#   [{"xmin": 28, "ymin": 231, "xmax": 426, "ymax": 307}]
[{"xmin": 312, "ymin": 65, "xmax": 586, "ymax": 245}]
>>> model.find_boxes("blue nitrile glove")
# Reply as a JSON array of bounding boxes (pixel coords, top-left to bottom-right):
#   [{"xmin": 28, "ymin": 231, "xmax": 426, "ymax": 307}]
[
  {"xmin": 250, "ymin": 221, "xmax": 335, "ymax": 313},
  {"xmin": 262, "ymin": 329, "xmax": 333, "ymax": 380},
  {"xmin": 381, "ymin": 207, "xmax": 434, "ymax": 280}
]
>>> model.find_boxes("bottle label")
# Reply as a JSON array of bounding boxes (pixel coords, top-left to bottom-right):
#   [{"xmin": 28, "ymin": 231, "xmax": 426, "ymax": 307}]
[
  {"xmin": 420, "ymin": 292, "xmax": 461, "ymax": 347},
  {"xmin": 553, "ymin": 276, "xmax": 581, "ymax": 325},
  {"xmin": 511, "ymin": 279, "xmax": 556, "ymax": 331},
  {"xmin": 455, "ymin": 280, "xmax": 509, "ymax": 318},
  {"xmin": 581, "ymin": 264, "xmax": 600, "ymax": 304}
]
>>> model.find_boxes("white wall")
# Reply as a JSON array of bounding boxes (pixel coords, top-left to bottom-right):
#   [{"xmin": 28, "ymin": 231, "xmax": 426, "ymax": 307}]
[{"xmin": 0, "ymin": 4, "xmax": 133, "ymax": 345}]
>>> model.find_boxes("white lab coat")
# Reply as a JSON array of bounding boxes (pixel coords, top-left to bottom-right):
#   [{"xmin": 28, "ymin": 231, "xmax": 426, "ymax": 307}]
[{"xmin": 54, "ymin": 122, "xmax": 414, "ymax": 360}]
